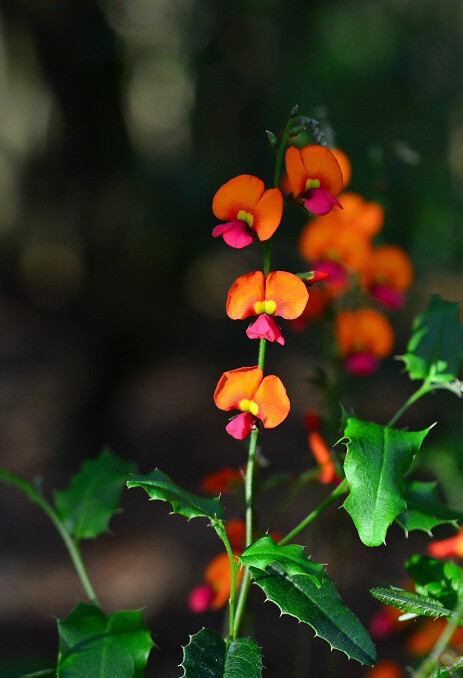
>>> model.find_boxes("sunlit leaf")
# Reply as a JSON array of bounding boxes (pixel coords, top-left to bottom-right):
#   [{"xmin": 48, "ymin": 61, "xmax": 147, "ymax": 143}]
[
  {"xmin": 406, "ymin": 555, "xmax": 463, "ymax": 611},
  {"xmin": 54, "ymin": 448, "xmax": 135, "ymax": 540},
  {"xmin": 57, "ymin": 603, "xmax": 153, "ymax": 677},
  {"xmin": 396, "ymin": 481, "xmax": 463, "ymax": 536},
  {"xmin": 399, "ymin": 295, "xmax": 463, "ymax": 384},
  {"xmin": 250, "ymin": 563, "xmax": 375, "ymax": 665},
  {"xmin": 239, "ymin": 535, "xmax": 323, "ymax": 585},
  {"xmin": 181, "ymin": 629, "xmax": 261, "ymax": 678},
  {"xmin": 127, "ymin": 469, "xmax": 223, "ymax": 521},
  {"xmin": 342, "ymin": 416, "xmax": 431, "ymax": 546},
  {"xmin": 370, "ymin": 587, "xmax": 451, "ymax": 620}
]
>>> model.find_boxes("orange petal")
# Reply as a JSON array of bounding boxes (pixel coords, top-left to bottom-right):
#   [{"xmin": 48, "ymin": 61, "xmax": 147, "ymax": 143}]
[
  {"xmin": 285, "ymin": 146, "xmax": 307, "ymax": 197},
  {"xmin": 252, "ymin": 188, "xmax": 283, "ymax": 241},
  {"xmin": 204, "ymin": 552, "xmax": 243, "ymax": 609},
  {"xmin": 226, "ymin": 271, "xmax": 265, "ymax": 319},
  {"xmin": 225, "ymin": 518, "xmax": 246, "ymax": 552},
  {"xmin": 335, "ymin": 310, "xmax": 394, "ymax": 358},
  {"xmin": 214, "ymin": 366, "xmax": 262, "ymax": 411},
  {"xmin": 308, "ymin": 431, "xmax": 336, "ymax": 484},
  {"xmin": 365, "ymin": 660, "xmax": 404, "ymax": 678},
  {"xmin": 361, "ymin": 245, "xmax": 413, "ymax": 290},
  {"xmin": 331, "ymin": 148, "xmax": 351, "ymax": 187},
  {"xmin": 299, "ymin": 220, "xmax": 371, "ymax": 273},
  {"xmin": 300, "ymin": 146, "xmax": 343, "ymax": 197},
  {"xmin": 253, "ymin": 375, "xmax": 290, "ymax": 428},
  {"xmin": 335, "ymin": 311, "xmax": 357, "ymax": 356},
  {"xmin": 200, "ymin": 468, "xmax": 244, "ymax": 495},
  {"xmin": 265, "ymin": 271, "xmax": 309, "ymax": 319},
  {"xmin": 212, "ymin": 175, "xmax": 264, "ymax": 221}
]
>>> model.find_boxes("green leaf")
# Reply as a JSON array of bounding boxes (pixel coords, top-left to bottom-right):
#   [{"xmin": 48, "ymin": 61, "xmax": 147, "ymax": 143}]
[
  {"xmin": 181, "ymin": 629, "xmax": 261, "ymax": 678},
  {"xmin": 54, "ymin": 448, "xmax": 135, "ymax": 540},
  {"xmin": 342, "ymin": 417, "xmax": 431, "ymax": 546},
  {"xmin": 399, "ymin": 295, "xmax": 463, "ymax": 384},
  {"xmin": 396, "ymin": 481, "xmax": 463, "ymax": 536},
  {"xmin": 127, "ymin": 469, "xmax": 223, "ymax": 521},
  {"xmin": 370, "ymin": 587, "xmax": 451, "ymax": 620},
  {"xmin": 239, "ymin": 535, "xmax": 323, "ymax": 585},
  {"xmin": 57, "ymin": 603, "xmax": 154, "ymax": 677},
  {"xmin": 406, "ymin": 555, "xmax": 463, "ymax": 611},
  {"xmin": 250, "ymin": 563, "xmax": 376, "ymax": 665}
]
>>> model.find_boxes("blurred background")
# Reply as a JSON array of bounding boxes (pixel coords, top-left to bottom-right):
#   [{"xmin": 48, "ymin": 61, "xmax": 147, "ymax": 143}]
[{"xmin": 0, "ymin": 0, "xmax": 462, "ymax": 675}]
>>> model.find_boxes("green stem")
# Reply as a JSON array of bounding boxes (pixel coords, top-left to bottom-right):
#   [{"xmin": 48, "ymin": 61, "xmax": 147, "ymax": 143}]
[
  {"xmin": 214, "ymin": 521, "xmax": 238, "ymax": 643},
  {"xmin": 278, "ymin": 478, "xmax": 348, "ymax": 546},
  {"xmin": 273, "ymin": 113, "xmax": 295, "ymax": 188},
  {"xmin": 387, "ymin": 379, "xmax": 431, "ymax": 427},
  {"xmin": 0, "ymin": 469, "xmax": 99, "ymax": 606},
  {"xmin": 414, "ymin": 595, "xmax": 463, "ymax": 678}
]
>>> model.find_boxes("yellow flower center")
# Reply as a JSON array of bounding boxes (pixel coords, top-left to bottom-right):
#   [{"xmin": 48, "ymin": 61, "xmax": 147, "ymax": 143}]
[
  {"xmin": 253, "ymin": 299, "xmax": 277, "ymax": 315},
  {"xmin": 238, "ymin": 399, "xmax": 259, "ymax": 416},
  {"xmin": 305, "ymin": 178, "xmax": 320, "ymax": 191},
  {"xmin": 237, "ymin": 210, "xmax": 254, "ymax": 227},
  {"xmin": 326, "ymin": 248, "xmax": 340, "ymax": 261}
]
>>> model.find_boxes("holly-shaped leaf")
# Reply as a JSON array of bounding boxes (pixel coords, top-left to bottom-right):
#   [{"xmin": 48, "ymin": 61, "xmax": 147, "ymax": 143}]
[
  {"xmin": 396, "ymin": 481, "xmax": 463, "ymax": 536},
  {"xmin": 55, "ymin": 448, "xmax": 135, "ymax": 540},
  {"xmin": 370, "ymin": 587, "xmax": 451, "ymax": 620},
  {"xmin": 406, "ymin": 555, "xmax": 463, "ymax": 611},
  {"xmin": 342, "ymin": 416, "xmax": 431, "ymax": 546},
  {"xmin": 57, "ymin": 603, "xmax": 154, "ymax": 677},
  {"xmin": 239, "ymin": 535, "xmax": 323, "ymax": 585},
  {"xmin": 399, "ymin": 295, "xmax": 463, "ymax": 384},
  {"xmin": 127, "ymin": 469, "xmax": 223, "ymax": 521},
  {"xmin": 181, "ymin": 628, "xmax": 261, "ymax": 678},
  {"xmin": 250, "ymin": 563, "xmax": 376, "ymax": 665}
]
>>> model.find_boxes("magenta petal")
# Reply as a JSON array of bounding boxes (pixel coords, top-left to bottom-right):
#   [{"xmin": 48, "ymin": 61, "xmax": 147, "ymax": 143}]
[
  {"xmin": 370, "ymin": 285, "xmax": 405, "ymax": 310},
  {"xmin": 212, "ymin": 219, "xmax": 253, "ymax": 249},
  {"xmin": 345, "ymin": 352, "xmax": 379, "ymax": 376},
  {"xmin": 303, "ymin": 188, "xmax": 342, "ymax": 216},
  {"xmin": 246, "ymin": 314, "xmax": 285, "ymax": 345},
  {"xmin": 313, "ymin": 259, "xmax": 347, "ymax": 285},
  {"xmin": 225, "ymin": 411, "xmax": 254, "ymax": 440},
  {"xmin": 188, "ymin": 585, "xmax": 214, "ymax": 613}
]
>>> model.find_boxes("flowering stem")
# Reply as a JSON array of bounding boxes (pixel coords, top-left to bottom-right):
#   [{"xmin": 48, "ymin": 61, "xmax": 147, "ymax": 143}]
[
  {"xmin": 387, "ymin": 378, "xmax": 432, "ymax": 427},
  {"xmin": 413, "ymin": 594, "xmax": 463, "ymax": 678},
  {"xmin": 214, "ymin": 521, "xmax": 238, "ymax": 643},
  {"xmin": 0, "ymin": 469, "xmax": 99, "ymax": 606},
  {"xmin": 278, "ymin": 478, "xmax": 348, "ymax": 546}
]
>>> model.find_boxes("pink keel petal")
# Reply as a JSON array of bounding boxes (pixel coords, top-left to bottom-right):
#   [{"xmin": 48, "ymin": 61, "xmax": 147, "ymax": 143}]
[
  {"xmin": 188, "ymin": 585, "xmax": 214, "ymax": 613},
  {"xmin": 212, "ymin": 220, "xmax": 253, "ymax": 249},
  {"xmin": 369, "ymin": 608, "xmax": 396, "ymax": 641},
  {"xmin": 345, "ymin": 352, "xmax": 379, "ymax": 375},
  {"xmin": 225, "ymin": 412, "xmax": 254, "ymax": 440},
  {"xmin": 370, "ymin": 285, "xmax": 405, "ymax": 310},
  {"xmin": 313, "ymin": 259, "xmax": 347, "ymax": 285},
  {"xmin": 246, "ymin": 314, "xmax": 285, "ymax": 345},
  {"xmin": 303, "ymin": 188, "xmax": 342, "ymax": 215}
]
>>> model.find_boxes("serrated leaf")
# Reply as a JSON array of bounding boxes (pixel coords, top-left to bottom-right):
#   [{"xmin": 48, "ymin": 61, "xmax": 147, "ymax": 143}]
[
  {"xmin": 127, "ymin": 469, "xmax": 223, "ymax": 521},
  {"xmin": 342, "ymin": 417, "xmax": 431, "ymax": 546},
  {"xmin": 239, "ymin": 535, "xmax": 323, "ymax": 585},
  {"xmin": 57, "ymin": 603, "xmax": 153, "ymax": 677},
  {"xmin": 396, "ymin": 481, "xmax": 463, "ymax": 536},
  {"xmin": 54, "ymin": 448, "xmax": 135, "ymax": 540},
  {"xmin": 250, "ymin": 563, "xmax": 375, "ymax": 665},
  {"xmin": 181, "ymin": 628, "xmax": 261, "ymax": 678},
  {"xmin": 370, "ymin": 587, "xmax": 451, "ymax": 619},
  {"xmin": 406, "ymin": 555, "xmax": 463, "ymax": 611},
  {"xmin": 399, "ymin": 295, "xmax": 463, "ymax": 384}
]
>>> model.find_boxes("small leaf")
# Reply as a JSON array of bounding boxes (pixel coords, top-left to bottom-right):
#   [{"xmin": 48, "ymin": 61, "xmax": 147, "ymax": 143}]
[
  {"xmin": 127, "ymin": 469, "xmax": 223, "ymax": 521},
  {"xmin": 250, "ymin": 563, "xmax": 376, "ymax": 665},
  {"xmin": 406, "ymin": 555, "xmax": 463, "ymax": 611},
  {"xmin": 265, "ymin": 130, "xmax": 278, "ymax": 149},
  {"xmin": 342, "ymin": 416, "xmax": 431, "ymax": 546},
  {"xmin": 57, "ymin": 603, "xmax": 154, "ymax": 677},
  {"xmin": 396, "ymin": 481, "xmax": 463, "ymax": 536},
  {"xmin": 54, "ymin": 448, "xmax": 135, "ymax": 540},
  {"xmin": 399, "ymin": 295, "xmax": 463, "ymax": 384},
  {"xmin": 370, "ymin": 587, "xmax": 451, "ymax": 619},
  {"xmin": 239, "ymin": 535, "xmax": 323, "ymax": 585},
  {"xmin": 181, "ymin": 629, "xmax": 261, "ymax": 678}
]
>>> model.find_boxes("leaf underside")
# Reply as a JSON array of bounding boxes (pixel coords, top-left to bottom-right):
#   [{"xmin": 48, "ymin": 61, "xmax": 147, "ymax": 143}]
[{"xmin": 370, "ymin": 587, "xmax": 451, "ymax": 619}]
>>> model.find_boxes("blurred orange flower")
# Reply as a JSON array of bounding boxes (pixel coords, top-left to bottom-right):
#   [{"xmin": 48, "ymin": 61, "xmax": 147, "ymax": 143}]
[
  {"xmin": 225, "ymin": 518, "xmax": 246, "ymax": 552},
  {"xmin": 214, "ymin": 366, "xmax": 290, "ymax": 439},
  {"xmin": 360, "ymin": 245, "xmax": 413, "ymax": 310},
  {"xmin": 320, "ymin": 192, "xmax": 384, "ymax": 238},
  {"xmin": 200, "ymin": 467, "xmax": 244, "ymax": 495},
  {"xmin": 285, "ymin": 145, "xmax": 343, "ymax": 215},
  {"xmin": 406, "ymin": 618, "xmax": 463, "ymax": 656},
  {"xmin": 427, "ymin": 527, "xmax": 463, "ymax": 559},
  {"xmin": 307, "ymin": 430, "xmax": 337, "ymax": 484},
  {"xmin": 299, "ymin": 219, "xmax": 371, "ymax": 275},
  {"xmin": 364, "ymin": 660, "xmax": 403, "ymax": 678},
  {"xmin": 212, "ymin": 175, "xmax": 283, "ymax": 248},
  {"xmin": 204, "ymin": 552, "xmax": 244, "ymax": 610},
  {"xmin": 335, "ymin": 309, "xmax": 394, "ymax": 375}
]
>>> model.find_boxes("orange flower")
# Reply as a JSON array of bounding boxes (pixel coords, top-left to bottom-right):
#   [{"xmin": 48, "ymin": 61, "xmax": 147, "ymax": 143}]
[
  {"xmin": 225, "ymin": 518, "xmax": 246, "ymax": 552},
  {"xmin": 285, "ymin": 145, "xmax": 343, "ymax": 215},
  {"xmin": 226, "ymin": 271, "xmax": 309, "ymax": 345},
  {"xmin": 205, "ymin": 552, "xmax": 244, "ymax": 609},
  {"xmin": 320, "ymin": 192, "xmax": 384, "ymax": 238},
  {"xmin": 427, "ymin": 528, "xmax": 463, "ymax": 559},
  {"xmin": 214, "ymin": 366, "xmax": 290, "ymax": 439},
  {"xmin": 200, "ymin": 467, "xmax": 244, "ymax": 495},
  {"xmin": 307, "ymin": 431, "xmax": 337, "ymax": 484},
  {"xmin": 335, "ymin": 309, "xmax": 394, "ymax": 375},
  {"xmin": 406, "ymin": 618, "xmax": 463, "ymax": 656},
  {"xmin": 331, "ymin": 148, "xmax": 352, "ymax": 187},
  {"xmin": 360, "ymin": 245, "xmax": 413, "ymax": 310},
  {"xmin": 299, "ymin": 219, "xmax": 371, "ymax": 275},
  {"xmin": 212, "ymin": 175, "xmax": 283, "ymax": 249},
  {"xmin": 288, "ymin": 288, "xmax": 331, "ymax": 332},
  {"xmin": 364, "ymin": 660, "xmax": 403, "ymax": 678}
]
